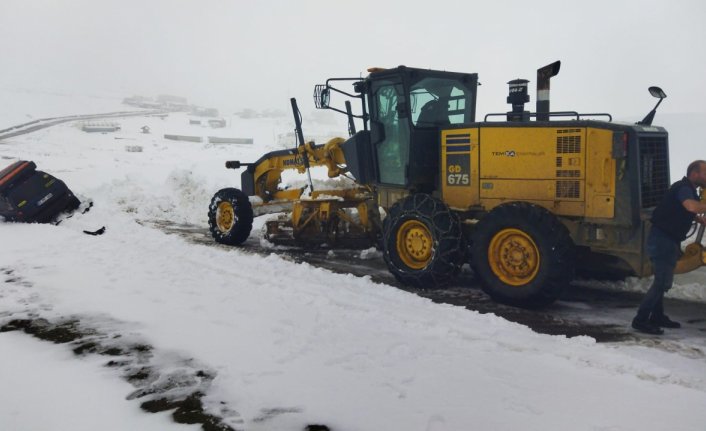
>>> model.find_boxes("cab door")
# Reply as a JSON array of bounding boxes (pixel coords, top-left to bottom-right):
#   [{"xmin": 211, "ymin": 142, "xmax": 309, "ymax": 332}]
[{"xmin": 370, "ymin": 79, "xmax": 410, "ymax": 186}]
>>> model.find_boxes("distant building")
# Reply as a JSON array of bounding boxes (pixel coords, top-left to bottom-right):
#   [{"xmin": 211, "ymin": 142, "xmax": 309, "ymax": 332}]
[
  {"xmin": 122, "ymin": 95, "xmax": 164, "ymax": 110},
  {"xmin": 156, "ymin": 95, "xmax": 190, "ymax": 112},
  {"xmin": 157, "ymin": 94, "xmax": 188, "ymax": 105},
  {"xmin": 122, "ymin": 95, "xmax": 152, "ymax": 107},
  {"xmin": 138, "ymin": 101, "xmax": 163, "ymax": 109},
  {"xmin": 81, "ymin": 122, "xmax": 121, "ymax": 133},
  {"xmin": 208, "ymin": 119, "xmax": 226, "ymax": 128},
  {"xmin": 191, "ymin": 107, "xmax": 220, "ymax": 117}
]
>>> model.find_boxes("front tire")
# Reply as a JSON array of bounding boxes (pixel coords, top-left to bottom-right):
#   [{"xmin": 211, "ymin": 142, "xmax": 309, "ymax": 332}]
[
  {"xmin": 470, "ymin": 202, "xmax": 575, "ymax": 308},
  {"xmin": 208, "ymin": 188, "xmax": 253, "ymax": 245},
  {"xmin": 382, "ymin": 194, "xmax": 463, "ymax": 288}
]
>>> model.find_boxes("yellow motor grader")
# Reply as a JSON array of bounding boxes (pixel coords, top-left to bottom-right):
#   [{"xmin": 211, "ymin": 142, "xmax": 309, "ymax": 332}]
[{"xmin": 208, "ymin": 62, "xmax": 706, "ymax": 307}]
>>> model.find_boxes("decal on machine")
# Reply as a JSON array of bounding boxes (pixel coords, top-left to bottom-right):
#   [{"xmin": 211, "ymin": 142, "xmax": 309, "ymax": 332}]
[
  {"xmin": 283, "ymin": 156, "xmax": 305, "ymax": 167},
  {"xmin": 491, "ymin": 150, "xmax": 546, "ymax": 157},
  {"xmin": 492, "ymin": 150, "xmax": 516, "ymax": 157},
  {"xmin": 446, "ymin": 153, "xmax": 470, "ymax": 186}
]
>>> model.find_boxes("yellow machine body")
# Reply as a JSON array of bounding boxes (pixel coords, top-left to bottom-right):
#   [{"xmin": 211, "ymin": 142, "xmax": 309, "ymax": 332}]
[{"xmin": 440, "ymin": 126, "xmax": 616, "ymax": 219}]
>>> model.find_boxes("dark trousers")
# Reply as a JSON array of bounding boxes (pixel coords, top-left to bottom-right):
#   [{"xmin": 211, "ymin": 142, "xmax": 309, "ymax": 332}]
[{"xmin": 635, "ymin": 227, "xmax": 680, "ymax": 322}]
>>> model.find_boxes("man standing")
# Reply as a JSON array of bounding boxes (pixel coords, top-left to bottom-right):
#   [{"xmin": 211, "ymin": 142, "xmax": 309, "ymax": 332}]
[{"xmin": 632, "ymin": 160, "xmax": 706, "ymax": 335}]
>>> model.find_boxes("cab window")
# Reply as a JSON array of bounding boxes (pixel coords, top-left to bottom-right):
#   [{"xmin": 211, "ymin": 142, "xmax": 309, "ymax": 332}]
[{"xmin": 410, "ymin": 77, "xmax": 472, "ymax": 127}]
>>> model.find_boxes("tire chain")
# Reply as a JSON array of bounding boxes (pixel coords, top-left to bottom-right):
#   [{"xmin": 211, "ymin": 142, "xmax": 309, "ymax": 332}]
[{"xmin": 383, "ymin": 194, "xmax": 464, "ymax": 288}]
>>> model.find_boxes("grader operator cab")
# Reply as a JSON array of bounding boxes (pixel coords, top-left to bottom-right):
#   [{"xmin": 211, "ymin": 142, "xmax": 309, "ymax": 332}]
[{"xmin": 208, "ymin": 61, "xmax": 706, "ymax": 308}]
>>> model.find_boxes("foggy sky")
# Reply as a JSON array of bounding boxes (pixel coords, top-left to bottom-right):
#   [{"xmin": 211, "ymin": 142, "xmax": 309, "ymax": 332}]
[{"xmin": 1, "ymin": 0, "xmax": 704, "ymax": 118}]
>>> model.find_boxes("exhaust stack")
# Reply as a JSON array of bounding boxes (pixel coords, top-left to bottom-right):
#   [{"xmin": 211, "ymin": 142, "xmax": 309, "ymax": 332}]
[{"xmin": 536, "ymin": 61, "xmax": 561, "ymax": 121}]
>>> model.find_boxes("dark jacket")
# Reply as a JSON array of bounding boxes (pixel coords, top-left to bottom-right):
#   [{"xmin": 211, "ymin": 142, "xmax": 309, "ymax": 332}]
[{"xmin": 651, "ymin": 177, "xmax": 699, "ymax": 243}]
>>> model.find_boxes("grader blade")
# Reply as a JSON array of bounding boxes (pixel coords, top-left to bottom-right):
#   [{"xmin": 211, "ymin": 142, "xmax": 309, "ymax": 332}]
[{"xmin": 263, "ymin": 191, "xmax": 380, "ymax": 249}]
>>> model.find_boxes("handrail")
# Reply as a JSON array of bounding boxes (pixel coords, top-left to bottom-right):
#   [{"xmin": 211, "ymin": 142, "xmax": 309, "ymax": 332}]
[{"xmin": 483, "ymin": 111, "xmax": 612, "ymax": 122}]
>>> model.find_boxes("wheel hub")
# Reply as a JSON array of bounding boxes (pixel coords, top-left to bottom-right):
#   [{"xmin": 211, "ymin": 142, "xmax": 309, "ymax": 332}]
[
  {"xmin": 488, "ymin": 228, "xmax": 540, "ymax": 286},
  {"xmin": 396, "ymin": 220, "xmax": 433, "ymax": 270},
  {"xmin": 216, "ymin": 201, "xmax": 236, "ymax": 232}
]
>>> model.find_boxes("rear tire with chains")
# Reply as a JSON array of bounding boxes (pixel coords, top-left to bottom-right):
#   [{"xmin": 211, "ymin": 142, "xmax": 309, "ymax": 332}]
[{"xmin": 382, "ymin": 194, "xmax": 463, "ymax": 288}]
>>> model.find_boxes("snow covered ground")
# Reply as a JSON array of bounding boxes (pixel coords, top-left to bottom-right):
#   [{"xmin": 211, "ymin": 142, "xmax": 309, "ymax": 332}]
[
  {"xmin": 2, "ymin": 92, "xmax": 706, "ymax": 431},
  {"xmin": 0, "ymin": 332, "xmax": 187, "ymax": 431}
]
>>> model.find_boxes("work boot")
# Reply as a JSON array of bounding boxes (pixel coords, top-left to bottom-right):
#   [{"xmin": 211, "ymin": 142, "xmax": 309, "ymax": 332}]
[
  {"xmin": 631, "ymin": 318, "xmax": 664, "ymax": 335},
  {"xmin": 649, "ymin": 315, "xmax": 681, "ymax": 328}
]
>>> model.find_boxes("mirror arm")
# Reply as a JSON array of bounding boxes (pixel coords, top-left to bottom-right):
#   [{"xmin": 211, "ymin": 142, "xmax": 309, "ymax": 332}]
[{"xmin": 638, "ymin": 94, "xmax": 665, "ymax": 126}]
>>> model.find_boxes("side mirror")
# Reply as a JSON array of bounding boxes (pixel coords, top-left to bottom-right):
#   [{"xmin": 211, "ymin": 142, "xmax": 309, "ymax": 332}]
[
  {"xmin": 320, "ymin": 88, "xmax": 330, "ymax": 108},
  {"xmin": 638, "ymin": 86, "xmax": 667, "ymax": 126},
  {"xmin": 313, "ymin": 85, "xmax": 330, "ymax": 109},
  {"xmin": 648, "ymin": 86, "xmax": 667, "ymax": 99}
]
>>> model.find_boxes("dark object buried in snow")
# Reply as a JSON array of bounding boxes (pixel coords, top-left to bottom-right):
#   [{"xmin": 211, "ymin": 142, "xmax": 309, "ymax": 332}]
[{"xmin": 0, "ymin": 160, "xmax": 80, "ymax": 223}]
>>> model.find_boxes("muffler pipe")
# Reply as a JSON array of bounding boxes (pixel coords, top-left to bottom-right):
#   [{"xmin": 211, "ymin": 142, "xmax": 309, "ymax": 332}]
[{"xmin": 536, "ymin": 61, "xmax": 561, "ymax": 121}]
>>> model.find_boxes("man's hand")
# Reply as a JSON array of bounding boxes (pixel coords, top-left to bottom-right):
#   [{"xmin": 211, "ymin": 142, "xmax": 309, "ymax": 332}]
[
  {"xmin": 683, "ymin": 199, "xmax": 706, "ymax": 214},
  {"xmin": 697, "ymin": 215, "xmax": 706, "ymax": 226}
]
